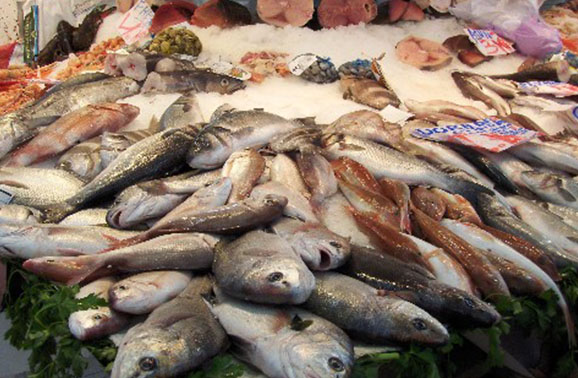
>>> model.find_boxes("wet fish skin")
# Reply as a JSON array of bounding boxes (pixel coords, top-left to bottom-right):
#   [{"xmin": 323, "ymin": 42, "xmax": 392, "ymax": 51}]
[
  {"xmin": 331, "ymin": 156, "xmax": 383, "ymax": 195},
  {"xmin": 411, "ymin": 186, "xmax": 446, "ymax": 221},
  {"xmin": 22, "ymin": 233, "xmax": 218, "ymax": 285},
  {"xmin": 509, "ymin": 142, "xmax": 578, "ymax": 175},
  {"xmin": 270, "ymin": 154, "xmax": 311, "ymax": 199},
  {"xmin": 59, "ymin": 208, "xmax": 109, "ymax": 227},
  {"xmin": 99, "ymin": 128, "xmax": 159, "ymax": 169},
  {"xmin": 271, "ymin": 218, "xmax": 351, "ymax": 271},
  {"xmin": 0, "ymin": 205, "xmax": 41, "ymax": 224},
  {"xmin": 158, "ymin": 93, "xmax": 204, "ymax": 131},
  {"xmin": 56, "ymin": 136, "xmax": 103, "ymax": 181},
  {"xmin": 111, "ymin": 276, "xmax": 228, "ymax": 378},
  {"xmin": 325, "ymin": 110, "xmax": 403, "ymax": 148},
  {"xmin": 520, "ymin": 170, "xmax": 578, "ymax": 209},
  {"xmin": 41, "ymin": 72, "xmax": 111, "ymax": 101},
  {"xmin": 479, "ymin": 249, "xmax": 544, "ymax": 296},
  {"xmin": 340, "ymin": 76, "xmax": 400, "ymax": 110},
  {"xmin": 222, "ymin": 149, "xmax": 265, "ymax": 203},
  {"xmin": 141, "ymin": 70, "xmax": 245, "ymax": 94},
  {"xmin": 213, "ymin": 230, "xmax": 315, "ymax": 304},
  {"xmin": 452, "ymin": 72, "xmax": 510, "ymax": 116},
  {"xmin": 0, "ymin": 113, "xmax": 37, "ymax": 160},
  {"xmin": 296, "ymin": 150, "xmax": 338, "ymax": 205},
  {"xmin": 404, "ymin": 99, "xmax": 488, "ymax": 121},
  {"xmin": 304, "ymin": 272, "xmax": 449, "ymax": 345},
  {"xmin": 540, "ymin": 202, "xmax": 578, "ymax": 231},
  {"xmin": 491, "ymin": 60, "xmax": 571, "ymax": 82},
  {"xmin": 431, "ymin": 189, "xmax": 482, "ymax": 225},
  {"xmin": 109, "ymin": 270, "xmax": 193, "ymax": 315},
  {"xmin": 269, "ymin": 127, "xmax": 322, "ymax": 153},
  {"xmin": 250, "ymin": 181, "xmax": 318, "ymax": 223},
  {"xmin": 379, "ymin": 178, "xmax": 411, "ymax": 233}
]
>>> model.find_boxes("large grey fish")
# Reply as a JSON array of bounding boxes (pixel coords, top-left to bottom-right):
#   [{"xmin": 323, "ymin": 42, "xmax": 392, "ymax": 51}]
[
  {"xmin": 271, "ymin": 218, "xmax": 350, "ymax": 271},
  {"xmin": 107, "ymin": 169, "xmax": 222, "ymax": 229},
  {"xmin": 303, "ymin": 272, "xmax": 449, "ymax": 346},
  {"xmin": 158, "ymin": 92, "xmax": 204, "ymax": 131},
  {"xmin": 250, "ymin": 181, "xmax": 317, "ymax": 223},
  {"xmin": 68, "ymin": 277, "xmax": 130, "ymax": 341},
  {"xmin": 0, "ymin": 205, "xmax": 41, "ymax": 224},
  {"xmin": 325, "ymin": 110, "xmax": 403, "ymax": 148},
  {"xmin": 187, "ymin": 108, "xmax": 301, "ymax": 169},
  {"xmin": 111, "ymin": 276, "xmax": 228, "ymax": 378},
  {"xmin": 41, "ymin": 72, "xmax": 111, "ymax": 100},
  {"xmin": 520, "ymin": 170, "xmax": 578, "ymax": 208},
  {"xmin": 297, "ymin": 149, "xmax": 338, "ymax": 206},
  {"xmin": 0, "ymin": 167, "xmax": 84, "ymax": 209},
  {"xmin": 109, "ymin": 270, "xmax": 193, "ymax": 315},
  {"xmin": 323, "ymin": 134, "xmax": 492, "ymax": 206},
  {"xmin": 59, "ymin": 208, "xmax": 109, "ymax": 227},
  {"xmin": 452, "ymin": 72, "xmax": 510, "ymax": 116},
  {"xmin": 509, "ymin": 141, "xmax": 578, "ymax": 175},
  {"xmin": 207, "ymin": 288, "xmax": 354, "ymax": 378},
  {"xmin": 477, "ymin": 193, "xmax": 578, "ymax": 268},
  {"xmin": 44, "ymin": 125, "xmax": 199, "ymax": 222},
  {"xmin": 56, "ymin": 136, "xmax": 103, "ymax": 182},
  {"xmin": 213, "ymin": 230, "xmax": 315, "ymax": 304},
  {"xmin": 22, "ymin": 233, "xmax": 218, "ymax": 285},
  {"xmin": 141, "ymin": 70, "xmax": 245, "ymax": 94},
  {"xmin": 0, "ymin": 224, "xmax": 138, "ymax": 260},
  {"xmin": 270, "ymin": 154, "xmax": 311, "ymax": 199}
]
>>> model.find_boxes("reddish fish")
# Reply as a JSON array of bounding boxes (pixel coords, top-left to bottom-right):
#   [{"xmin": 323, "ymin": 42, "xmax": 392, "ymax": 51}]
[
  {"xmin": 331, "ymin": 157, "xmax": 382, "ymax": 194},
  {"xmin": 431, "ymin": 189, "xmax": 482, "ymax": 225},
  {"xmin": 257, "ymin": 0, "xmax": 314, "ymax": 27},
  {"xmin": 379, "ymin": 178, "xmax": 411, "ymax": 233},
  {"xmin": 318, "ymin": 0, "xmax": 378, "ymax": 28},
  {"xmin": 411, "ymin": 186, "xmax": 446, "ymax": 221}
]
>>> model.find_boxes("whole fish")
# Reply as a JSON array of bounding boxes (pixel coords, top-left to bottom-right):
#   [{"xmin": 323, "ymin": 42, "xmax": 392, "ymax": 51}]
[
  {"xmin": 477, "ymin": 193, "xmax": 578, "ymax": 268},
  {"xmin": 111, "ymin": 276, "xmax": 228, "ymax": 378},
  {"xmin": 271, "ymin": 218, "xmax": 351, "ymax": 271},
  {"xmin": 222, "ymin": 149, "xmax": 265, "ymax": 203},
  {"xmin": 0, "ymin": 205, "xmax": 41, "ymax": 224},
  {"xmin": 431, "ymin": 188, "xmax": 482, "ymax": 225},
  {"xmin": 59, "ymin": 208, "xmax": 109, "ymax": 227},
  {"xmin": 56, "ymin": 136, "xmax": 103, "ymax": 181},
  {"xmin": 412, "ymin": 206, "xmax": 510, "ymax": 297},
  {"xmin": 187, "ymin": 108, "xmax": 301, "ymax": 169},
  {"xmin": 491, "ymin": 60, "xmax": 571, "ymax": 82},
  {"xmin": 0, "ymin": 224, "xmax": 139, "ymax": 260},
  {"xmin": 6, "ymin": 103, "xmax": 140, "ymax": 167},
  {"xmin": 109, "ymin": 270, "xmax": 193, "ymax": 315},
  {"xmin": 520, "ymin": 170, "xmax": 578, "ymax": 208},
  {"xmin": 325, "ymin": 110, "xmax": 403, "ymax": 148},
  {"xmin": 305, "ymin": 272, "xmax": 448, "ymax": 346},
  {"xmin": 107, "ymin": 169, "xmax": 222, "ymax": 229},
  {"xmin": 158, "ymin": 93, "xmax": 204, "ymax": 131},
  {"xmin": 379, "ymin": 178, "xmax": 411, "ymax": 233},
  {"xmin": 296, "ymin": 150, "xmax": 338, "ymax": 205},
  {"xmin": 68, "ymin": 277, "xmax": 130, "ymax": 341},
  {"xmin": 270, "ymin": 154, "xmax": 311, "ymax": 199},
  {"xmin": 441, "ymin": 219, "xmax": 575, "ymax": 345},
  {"xmin": 323, "ymin": 134, "xmax": 492, "ymax": 206},
  {"xmin": 0, "ymin": 167, "xmax": 83, "ymax": 209},
  {"xmin": 509, "ymin": 142, "xmax": 578, "ymax": 175},
  {"xmin": 44, "ymin": 125, "xmax": 199, "ymax": 222},
  {"xmin": 41, "ymin": 72, "xmax": 111, "ymax": 100},
  {"xmin": 404, "ymin": 99, "xmax": 488, "ymax": 121},
  {"xmin": 411, "ymin": 186, "xmax": 446, "ymax": 221},
  {"xmin": 540, "ymin": 202, "xmax": 578, "ymax": 231},
  {"xmin": 141, "ymin": 70, "xmax": 245, "ymax": 94},
  {"xmin": 22, "ymin": 233, "xmax": 218, "ymax": 285},
  {"xmin": 452, "ymin": 72, "xmax": 510, "ymax": 116},
  {"xmin": 250, "ymin": 181, "xmax": 318, "ymax": 222},
  {"xmin": 340, "ymin": 76, "xmax": 400, "ymax": 109},
  {"xmin": 343, "ymin": 245, "xmax": 501, "ymax": 327},
  {"xmin": 207, "ymin": 288, "xmax": 354, "ymax": 378},
  {"xmin": 213, "ymin": 230, "xmax": 315, "ymax": 304},
  {"xmin": 330, "ymin": 156, "xmax": 382, "ymax": 194}
]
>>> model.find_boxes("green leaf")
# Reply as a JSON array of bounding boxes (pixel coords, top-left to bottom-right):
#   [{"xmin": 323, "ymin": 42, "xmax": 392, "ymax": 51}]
[{"xmin": 188, "ymin": 354, "xmax": 245, "ymax": 378}]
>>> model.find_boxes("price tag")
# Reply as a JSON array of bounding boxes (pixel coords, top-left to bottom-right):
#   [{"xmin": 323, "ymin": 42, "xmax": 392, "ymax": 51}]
[
  {"xmin": 465, "ymin": 28, "xmax": 515, "ymax": 56},
  {"xmin": 0, "ymin": 187, "xmax": 14, "ymax": 205},
  {"xmin": 518, "ymin": 81, "xmax": 578, "ymax": 97},
  {"xmin": 411, "ymin": 117, "xmax": 538, "ymax": 152},
  {"xmin": 118, "ymin": 0, "xmax": 154, "ymax": 45},
  {"xmin": 288, "ymin": 54, "xmax": 318, "ymax": 76}
]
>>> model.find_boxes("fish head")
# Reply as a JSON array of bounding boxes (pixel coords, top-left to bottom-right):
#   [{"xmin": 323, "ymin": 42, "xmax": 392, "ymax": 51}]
[
  {"xmin": 57, "ymin": 151, "xmax": 101, "ymax": 180},
  {"xmin": 0, "ymin": 205, "xmax": 40, "ymax": 224},
  {"xmin": 293, "ymin": 225, "xmax": 351, "ymax": 271},
  {"xmin": 108, "ymin": 279, "xmax": 154, "ymax": 313},
  {"xmin": 186, "ymin": 131, "xmax": 234, "ymax": 169},
  {"xmin": 68, "ymin": 307, "xmax": 124, "ymax": 341},
  {"xmin": 521, "ymin": 171, "xmax": 578, "ymax": 204},
  {"xmin": 22, "ymin": 255, "xmax": 90, "ymax": 284},
  {"xmin": 205, "ymin": 74, "xmax": 246, "ymax": 95},
  {"xmin": 439, "ymin": 287, "xmax": 501, "ymax": 327},
  {"xmin": 254, "ymin": 193, "xmax": 289, "ymax": 213},
  {"xmin": 190, "ymin": 177, "xmax": 233, "ymax": 206},
  {"xmin": 388, "ymin": 300, "xmax": 449, "ymax": 346}
]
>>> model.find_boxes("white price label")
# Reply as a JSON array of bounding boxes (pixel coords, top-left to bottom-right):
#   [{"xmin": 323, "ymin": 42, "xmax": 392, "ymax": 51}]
[
  {"xmin": 465, "ymin": 28, "xmax": 515, "ymax": 57},
  {"xmin": 118, "ymin": 0, "xmax": 154, "ymax": 45},
  {"xmin": 288, "ymin": 54, "xmax": 318, "ymax": 76},
  {"xmin": 519, "ymin": 81, "xmax": 578, "ymax": 97}
]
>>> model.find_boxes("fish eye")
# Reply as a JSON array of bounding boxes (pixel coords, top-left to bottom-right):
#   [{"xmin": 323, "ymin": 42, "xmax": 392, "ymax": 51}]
[
  {"xmin": 464, "ymin": 297, "xmax": 475, "ymax": 308},
  {"xmin": 118, "ymin": 285, "xmax": 128, "ymax": 290},
  {"xmin": 220, "ymin": 78, "xmax": 229, "ymax": 86},
  {"xmin": 139, "ymin": 357, "xmax": 157, "ymax": 371},
  {"xmin": 46, "ymin": 259, "xmax": 55, "ymax": 263},
  {"xmin": 93, "ymin": 314, "xmax": 103, "ymax": 320},
  {"xmin": 267, "ymin": 272, "xmax": 283, "ymax": 282},
  {"xmin": 329, "ymin": 241, "xmax": 342, "ymax": 249},
  {"xmin": 412, "ymin": 318, "xmax": 428, "ymax": 331},
  {"xmin": 264, "ymin": 196, "xmax": 277, "ymax": 205},
  {"xmin": 328, "ymin": 357, "xmax": 345, "ymax": 372}
]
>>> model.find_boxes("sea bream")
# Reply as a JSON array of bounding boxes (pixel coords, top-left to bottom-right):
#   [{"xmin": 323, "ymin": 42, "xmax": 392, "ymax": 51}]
[
  {"xmin": 297, "ymin": 149, "xmax": 338, "ymax": 206},
  {"xmin": 269, "ymin": 154, "xmax": 311, "ymax": 199},
  {"xmin": 325, "ymin": 110, "xmax": 403, "ymax": 148}
]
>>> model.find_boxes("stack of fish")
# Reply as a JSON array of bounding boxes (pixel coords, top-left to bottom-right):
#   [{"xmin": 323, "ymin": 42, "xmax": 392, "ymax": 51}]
[{"xmin": 1, "ymin": 53, "xmax": 578, "ymax": 378}]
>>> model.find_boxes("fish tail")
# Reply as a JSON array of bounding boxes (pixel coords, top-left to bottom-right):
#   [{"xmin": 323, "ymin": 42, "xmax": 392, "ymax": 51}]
[
  {"xmin": 22, "ymin": 256, "xmax": 104, "ymax": 285},
  {"xmin": 106, "ymin": 232, "xmax": 148, "ymax": 250},
  {"xmin": 41, "ymin": 204, "xmax": 76, "ymax": 223},
  {"xmin": 399, "ymin": 205, "xmax": 411, "ymax": 234}
]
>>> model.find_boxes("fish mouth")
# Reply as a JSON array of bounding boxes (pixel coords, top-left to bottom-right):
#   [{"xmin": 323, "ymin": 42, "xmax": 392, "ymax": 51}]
[
  {"xmin": 317, "ymin": 247, "xmax": 332, "ymax": 270},
  {"xmin": 106, "ymin": 208, "xmax": 125, "ymax": 228}
]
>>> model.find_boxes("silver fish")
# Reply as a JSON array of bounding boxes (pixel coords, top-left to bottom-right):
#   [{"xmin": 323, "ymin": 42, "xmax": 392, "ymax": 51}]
[
  {"xmin": 158, "ymin": 93, "xmax": 204, "ymax": 131},
  {"xmin": 109, "ymin": 270, "xmax": 192, "ymax": 315},
  {"xmin": 404, "ymin": 99, "xmax": 488, "ymax": 121},
  {"xmin": 222, "ymin": 149, "xmax": 265, "ymax": 203},
  {"xmin": 214, "ymin": 230, "xmax": 315, "ymax": 304},
  {"xmin": 296, "ymin": 150, "xmax": 338, "ymax": 205},
  {"xmin": 141, "ymin": 70, "xmax": 245, "ymax": 94},
  {"xmin": 250, "ymin": 181, "xmax": 317, "ymax": 223},
  {"xmin": 520, "ymin": 170, "xmax": 578, "ymax": 208},
  {"xmin": 56, "ymin": 136, "xmax": 103, "ymax": 181},
  {"xmin": 509, "ymin": 141, "xmax": 578, "ymax": 175},
  {"xmin": 59, "ymin": 208, "xmax": 109, "ymax": 227},
  {"xmin": 270, "ymin": 154, "xmax": 311, "ymax": 199},
  {"xmin": 325, "ymin": 110, "xmax": 403, "ymax": 148},
  {"xmin": 0, "ymin": 113, "xmax": 37, "ymax": 160},
  {"xmin": 0, "ymin": 205, "xmax": 41, "ymax": 224},
  {"xmin": 540, "ymin": 202, "xmax": 578, "ymax": 231},
  {"xmin": 41, "ymin": 72, "xmax": 111, "ymax": 100},
  {"xmin": 452, "ymin": 72, "xmax": 510, "ymax": 116},
  {"xmin": 99, "ymin": 127, "xmax": 159, "ymax": 169}
]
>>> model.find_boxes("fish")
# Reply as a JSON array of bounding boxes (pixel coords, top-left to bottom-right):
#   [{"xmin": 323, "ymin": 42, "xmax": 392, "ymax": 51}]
[
  {"xmin": 0, "ymin": 224, "xmax": 139, "ymax": 260},
  {"xmin": 270, "ymin": 154, "xmax": 311, "ymax": 199},
  {"xmin": 441, "ymin": 219, "xmax": 575, "ymax": 345},
  {"xmin": 340, "ymin": 76, "xmax": 400, "ymax": 110},
  {"xmin": 56, "ymin": 136, "xmax": 103, "ymax": 181},
  {"xmin": 109, "ymin": 270, "xmax": 193, "ymax": 315},
  {"xmin": 323, "ymin": 134, "xmax": 493, "ymax": 206},
  {"xmin": 342, "ymin": 245, "xmax": 501, "ymax": 327},
  {"xmin": 411, "ymin": 206, "xmax": 510, "ymax": 298},
  {"xmin": 304, "ymin": 272, "xmax": 449, "ymax": 345},
  {"xmin": 187, "ymin": 108, "xmax": 301, "ymax": 169},
  {"xmin": 5, "ymin": 103, "xmax": 140, "ymax": 167},
  {"xmin": 0, "ymin": 205, "xmax": 41, "ymax": 224},
  {"xmin": 250, "ymin": 181, "xmax": 318, "ymax": 223},
  {"xmin": 0, "ymin": 113, "xmax": 39, "ymax": 160},
  {"xmin": 477, "ymin": 193, "xmax": 578, "ymax": 268},
  {"xmin": 213, "ymin": 230, "xmax": 315, "ymax": 304},
  {"xmin": 68, "ymin": 277, "xmax": 130, "ymax": 341},
  {"xmin": 221, "ymin": 149, "xmax": 265, "ymax": 203},
  {"xmin": 411, "ymin": 186, "xmax": 446, "ymax": 221},
  {"xmin": 44, "ymin": 125, "xmax": 199, "ymax": 222},
  {"xmin": 491, "ymin": 60, "xmax": 571, "ymax": 82},
  {"xmin": 22, "ymin": 233, "xmax": 218, "ymax": 285},
  {"xmin": 191, "ymin": 0, "xmax": 252, "ymax": 28},
  {"xmin": 141, "ymin": 70, "xmax": 245, "ymax": 94},
  {"xmin": 111, "ymin": 276, "xmax": 228, "ymax": 378},
  {"xmin": 59, "ymin": 208, "xmax": 109, "ymax": 227},
  {"xmin": 106, "ymin": 169, "xmax": 222, "ymax": 229},
  {"xmin": 330, "ymin": 156, "xmax": 383, "ymax": 195},
  {"xmin": 0, "ymin": 167, "xmax": 84, "ymax": 209},
  {"xmin": 158, "ymin": 92, "xmax": 205, "ymax": 131},
  {"xmin": 325, "ymin": 110, "xmax": 403, "ymax": 148},
  {"xmin": 540, "ymin": 202, "xmax": 578, "ymax": 231},
  {"xmin": 520, "ymin": 170, "xmax": 578, "ymax": 208},
  {"xmin": 465, "ymin": 74, "xmax": 519, "ymax": 99},
  {"xmin": 431, "ymin": 188, "xmax": 482, "ymax": 225},
  {"xmin": 509, "ymin": 141, "xmax": 578, "ymax": 175},
  {"xmin": 404, "ymin": 99, "xmax": 488, "ymax": 121},
  {"xmin": 269, "ymin": 127, "xmax": 322, "ymax": 154},
  {"xmin": 115, "ymin": 52, "xmax": 168, "ymax": 81},
  {"xmin": 41, "ymin": 72, "xmax": 111, "ymax": 101},
  {"xmin": 99, "ymin": 127, "xmax": 161, "ymax": 169},
  {"xmin": 207, "ymin": 288, "xmax": 354, "ymax": 378},
  {"xmin": 154, "ymin": 56, "xmax": 198, "ymax": 73},
  {"xmin": 452, "ymin": 72, "xmax": 511, "ymax": 116},
  {"xmin": 271, "ymin": 217, "xmax": 351, "ymax": 271},
  {"xmin": 296, "ymin": 149, "xmax": 338, "ymax": 206}
]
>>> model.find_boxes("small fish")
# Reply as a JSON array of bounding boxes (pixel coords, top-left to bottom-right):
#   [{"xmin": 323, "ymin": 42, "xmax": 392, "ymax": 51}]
[
  {"xmin": 207, "ymin": 288, "xmax": 354, "ymax": 378},
  {"xmin": 270, "ymin": 154, "xmax": 311, "ymax": 199},
  {"xmin": 431, "ymin": 189, "xmax": 482, "ymax": 225},
  {"xmin": 452, "ymin": 72, "xmax": 511, "ymax": 116},
  {"xmin": 250, "ymin": 181, "xmax": 318, "ymax": 223},
  {"xmin": 41, "ymin": 72, "xmax": 111, "ymax": 100},
  {"xmin": 271, "ymin": 217, "xmax": 351, "ymax": 271},
  {"xmin": 109, "ymin": 270, "xmax": 193, "ymax": 315},
  {"xmin": 340, "ymin": 76, "xmax": 400, "ymax": 109},
  {"xmin": 520, "ymin": 170, "xmax": 578, "ymax": 208},
  {"xmin": 269, "ymin": 127, "xmax": 322, "ymax": 154},
  {"xmin": 325, "ymin": 110, "xmax": 402, "ymax": 148},
  {"xmin": 540, "ymin": 202, "xmax": 578, "ymax": 231},
  {"xmin": 141, "ymin": 70, "xmax": 245, "ymax": 94},
  {"xmin": 222, "ymin": 149, "xmax": 266, "ymax": 203},
  {"xmin": 0, "ymin": 205, "xmax": 41, "ymax": 224},
  {"xmin": 297, "ymin": 149, "xmax": 338, "ymax": 206},
  {"xmin": 111, "ymin": 276, "xmax": 228, "ymax": 378},
  {"xmin": 461, "ymin": 73, "xmax": 519, "ymax": 98},
  {"xmin": 404, "ymin": 99, "xmax": 488, "ymax": 121},
  {"xmin": 214, "ymin": 230, "xmax": 315, "ymax": 304},
  {"xmin": 305, "ymin": 272, "xmax": 449, "ymax": 346},
  {"xmin": 411, "ymin": 186, "xmax": 446, "ymax": 221},
  {"xmin": 59, "ymin": 208, "xmax": 109, "ymax": 227},
  {"xmin": 22, "ymin": 233, "xmax": 218, "ymax": 285},
  {"xmin": 491, "ymin": 60, "xmax": 571, "ymax": 82},
  {"xmin": 68, "ymin": 277, "xmax": 130, "ymax": 341},
  {"xmin": 379, "ymin": 178, "xmax": 411, "ymax": 233},
  {"xmin": 510, "ymin": 141, "xmax": 578, "ymax": 175},
  {"xmin": 331, "ymin": 156, "xmax": 382, "ymax": 195},
  {"xmin": 56, "ymin": 136, "xmax": 103, "ymax": 181},
  {"xmin": 158, "ymin": 92, "xmax": 204, "ymax": 131}
]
